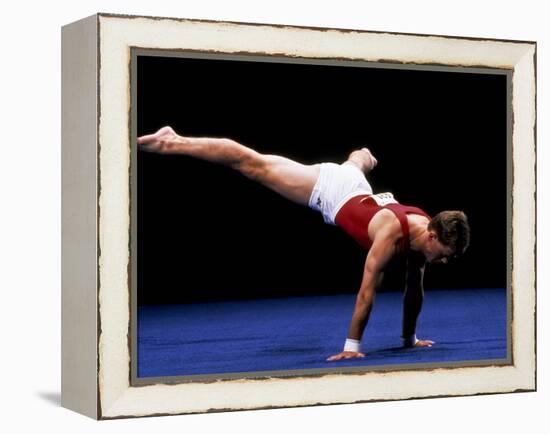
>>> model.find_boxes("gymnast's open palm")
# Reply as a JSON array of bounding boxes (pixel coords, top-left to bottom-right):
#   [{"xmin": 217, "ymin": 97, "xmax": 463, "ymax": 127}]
[{"xmin": 326, "ymin": 351, "xmax": 366, "ymax": 362}]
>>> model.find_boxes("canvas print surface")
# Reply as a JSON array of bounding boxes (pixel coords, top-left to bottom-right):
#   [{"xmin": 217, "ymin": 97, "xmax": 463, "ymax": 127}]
[{"xmin": 134, "ymin": 53, "xmax": 509, "ymax": 381}]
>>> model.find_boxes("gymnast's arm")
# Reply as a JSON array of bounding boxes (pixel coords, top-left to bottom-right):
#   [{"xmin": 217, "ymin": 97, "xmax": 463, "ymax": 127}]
[
  {"xmin": 327, "ymin": 229, "xmax": 397, "ymax": 361},
  {"xmin": 402, "ymin": 258, "xmax": 434, "ymax": 348}
]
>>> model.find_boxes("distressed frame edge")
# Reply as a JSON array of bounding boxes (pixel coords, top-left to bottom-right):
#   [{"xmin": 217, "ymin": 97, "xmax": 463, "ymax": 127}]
[
  {"xmin": 95, "ymin": 14, "xmax": 537, "ymax": 420},
  {"xmin": 510, "ymin": 42, "xmax": 537, "ymax": 390},
  {"xmin": 94, "ymin": 11, "xmax": 537, "ymax": 46}
]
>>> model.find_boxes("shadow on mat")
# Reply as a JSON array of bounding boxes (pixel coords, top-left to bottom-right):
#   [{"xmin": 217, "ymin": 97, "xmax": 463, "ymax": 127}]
[{"xmin": 364, "ymin": 344, "xmax": 448, "ymax": 357}]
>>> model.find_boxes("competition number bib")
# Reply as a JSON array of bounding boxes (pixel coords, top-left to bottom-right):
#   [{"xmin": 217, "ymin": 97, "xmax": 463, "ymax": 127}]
[{"xmin": 371, "ymin": 192, "xmax": 398, "ymax": 206}]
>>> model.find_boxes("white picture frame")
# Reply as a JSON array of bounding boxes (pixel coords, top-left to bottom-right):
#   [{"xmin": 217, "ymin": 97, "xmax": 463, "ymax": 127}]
[{"xmin": 61, "ymin": 13, "xmax": 536, "ymax": 420}]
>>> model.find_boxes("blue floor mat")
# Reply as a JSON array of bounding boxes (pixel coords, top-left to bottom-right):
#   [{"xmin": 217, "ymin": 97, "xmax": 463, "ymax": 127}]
[{"xmin": 137, "ymin": 288, "xmax": 507, "ymax": 378}]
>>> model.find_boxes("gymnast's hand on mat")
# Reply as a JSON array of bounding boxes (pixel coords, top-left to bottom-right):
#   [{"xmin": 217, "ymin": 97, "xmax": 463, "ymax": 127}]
[
  {"xmin": 137, "ymin": 126, "xmax": 179, "ymax": 153},
  {"xmin": 414, "ymin": 339, "xmax": 435, "ymax": 348},
  {"xmin": 326, "ymin": 351, "xmax": 366, "ymax": 362}
]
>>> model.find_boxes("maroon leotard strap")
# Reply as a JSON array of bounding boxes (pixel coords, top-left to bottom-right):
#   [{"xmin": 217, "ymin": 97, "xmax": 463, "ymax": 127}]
[
  {"xmin": 384, "ymin": 203, "xmax": 431, "ymax": 253},
  {"xmin": 385, "ymin": 204, "xmax": 410, "ymax": 252}
]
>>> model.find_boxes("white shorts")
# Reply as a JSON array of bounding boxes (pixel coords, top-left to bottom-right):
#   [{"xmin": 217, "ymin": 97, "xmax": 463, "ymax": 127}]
[{"xmin": 308, "ymin": 162, "xmax": 373, "ymax": 225}]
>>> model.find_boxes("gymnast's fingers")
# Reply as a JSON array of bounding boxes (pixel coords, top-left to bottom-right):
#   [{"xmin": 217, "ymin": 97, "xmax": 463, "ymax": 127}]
[
  {"xmin": 327, "ymin": 351, "xmax": 365, "ymax": 361},
  {"xmin": 415, "ymin": 340, "xmax": 435, "ymax": 347}
]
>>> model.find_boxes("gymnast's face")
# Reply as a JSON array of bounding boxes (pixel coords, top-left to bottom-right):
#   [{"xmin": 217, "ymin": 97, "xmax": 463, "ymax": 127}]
[{"xmin": 424, "ymin": 232, "xmax": 455, "ymax": 264}]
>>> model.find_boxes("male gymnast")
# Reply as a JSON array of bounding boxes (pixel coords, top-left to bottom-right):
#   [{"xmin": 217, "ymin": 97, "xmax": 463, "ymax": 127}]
[{"xmin": 137, "ymin": 126, "xmax": 470, "ymax": 362}]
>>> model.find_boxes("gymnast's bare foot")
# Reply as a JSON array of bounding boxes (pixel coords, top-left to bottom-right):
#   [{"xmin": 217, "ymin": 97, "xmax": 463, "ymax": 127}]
[
  {"xmin": 137, "ymin": 126, "xmax": 179, "ymax": 152},
  {"xmin": 360, "ymin": 148, "xmax": 378, "ymax": 171},
  {"xmin": 345, "ymin": 147, "xmax": 378, "ymax": 174}
]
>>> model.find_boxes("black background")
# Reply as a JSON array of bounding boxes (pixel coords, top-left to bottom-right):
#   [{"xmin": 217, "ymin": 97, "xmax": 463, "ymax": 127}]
[{"xmin": 137, "ymin": 54, "xmax": 508, "ymax": 305}]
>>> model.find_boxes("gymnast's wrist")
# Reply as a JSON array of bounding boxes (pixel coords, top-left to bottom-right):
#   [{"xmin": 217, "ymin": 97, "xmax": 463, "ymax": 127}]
[{"xmin": 344, "ymin": 338, "xmax": 361, "ymax": 352}]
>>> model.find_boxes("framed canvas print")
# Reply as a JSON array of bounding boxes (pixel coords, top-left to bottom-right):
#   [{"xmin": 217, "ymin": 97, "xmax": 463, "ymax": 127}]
[{"xmin": 61, "ymin": 13, "xmax": 536, "ymax": 420}]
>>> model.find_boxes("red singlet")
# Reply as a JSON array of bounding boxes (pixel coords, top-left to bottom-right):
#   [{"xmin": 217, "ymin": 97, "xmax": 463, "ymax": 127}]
[{"xmin": 334, "ymin": 194, "xmax": 431, "ymax": 253}]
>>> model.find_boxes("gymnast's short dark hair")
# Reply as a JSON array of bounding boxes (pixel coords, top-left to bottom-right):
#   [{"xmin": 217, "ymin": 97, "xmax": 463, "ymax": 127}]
[{"xmin": 428, "ymin": 211, "xmax": 470, "ymax": 257}]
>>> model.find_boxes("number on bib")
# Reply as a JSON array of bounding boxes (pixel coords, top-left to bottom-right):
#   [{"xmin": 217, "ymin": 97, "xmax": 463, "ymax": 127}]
[{"xmin": 371, "ymin": 192, "xmax": 398, "ymax": 206}]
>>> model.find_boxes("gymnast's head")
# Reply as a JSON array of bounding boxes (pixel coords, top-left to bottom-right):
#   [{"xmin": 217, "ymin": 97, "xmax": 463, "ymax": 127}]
[{"xmin": 423, "ymin": 211, "xmax": 470, "ymax": 264}]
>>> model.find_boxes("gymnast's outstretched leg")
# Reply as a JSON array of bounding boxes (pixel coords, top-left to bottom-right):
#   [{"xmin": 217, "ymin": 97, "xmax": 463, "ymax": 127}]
[{"xmin": 137, "ymin": 126, "xmax": 325, "ymax": 206}]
